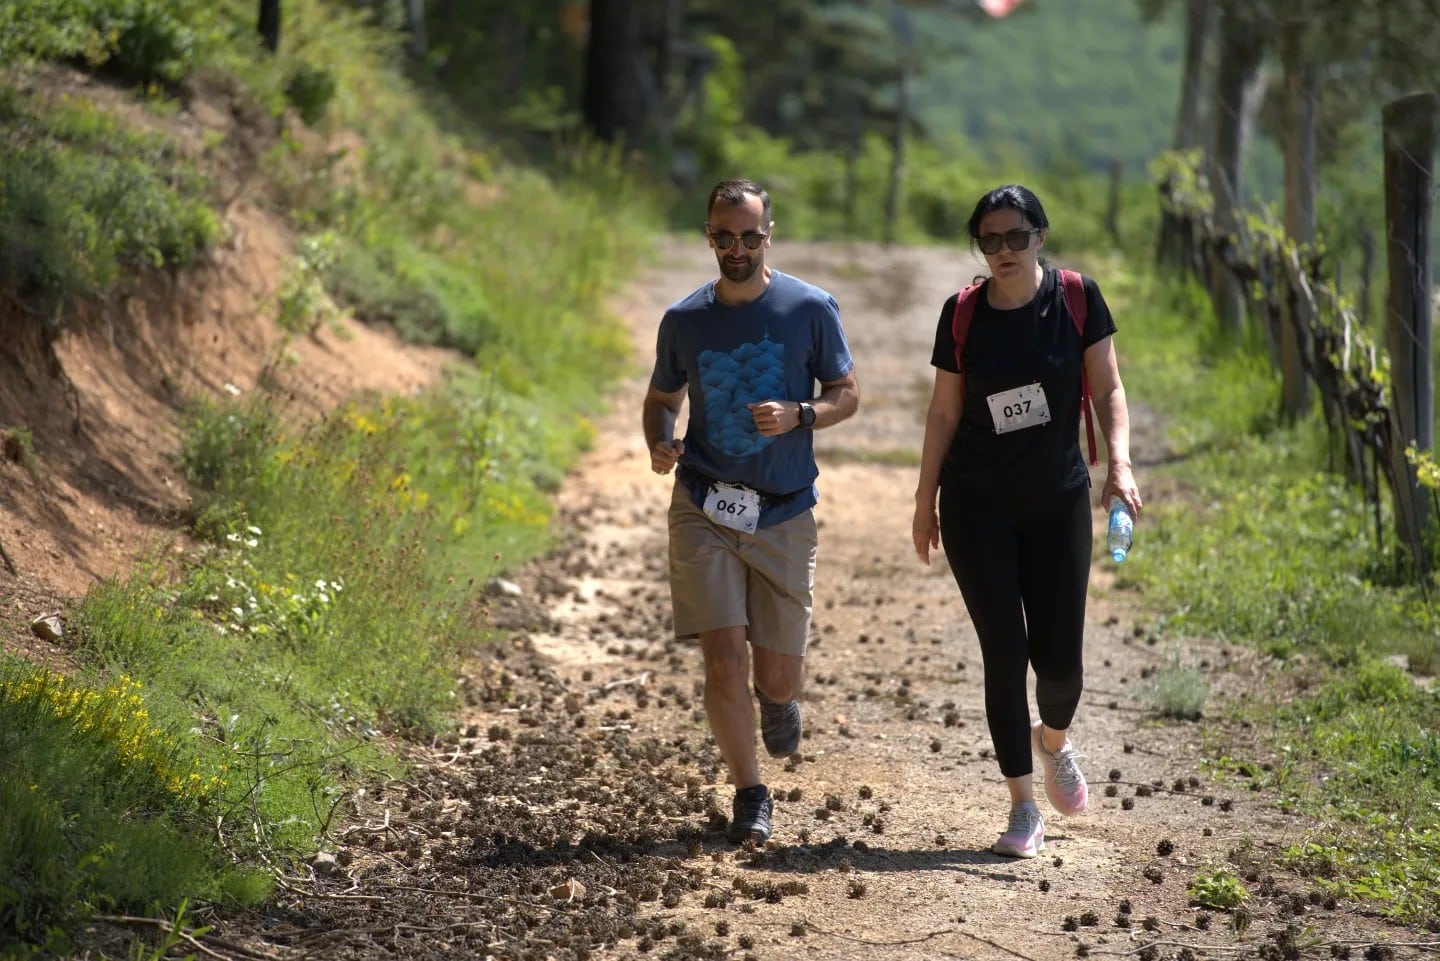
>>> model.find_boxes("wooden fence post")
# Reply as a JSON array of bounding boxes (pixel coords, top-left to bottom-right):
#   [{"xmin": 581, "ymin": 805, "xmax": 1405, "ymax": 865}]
[
  {"xmin": 1382, "ymin": 91, "xmax": 1438, "ymax": 572},
  {"xmin": 1279, "ymin": 16, "xmax": 1316, "ymax": 420}
]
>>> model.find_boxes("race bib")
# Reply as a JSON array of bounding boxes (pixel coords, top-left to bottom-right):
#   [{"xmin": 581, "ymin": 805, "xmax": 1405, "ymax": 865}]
[
  {"xmin": 986, "ymin": 382, "xmax": 1051, "ymax": 435},
  {"xmin": 703, "ymin": 483, "xmax": 761, "ymax": 534}
]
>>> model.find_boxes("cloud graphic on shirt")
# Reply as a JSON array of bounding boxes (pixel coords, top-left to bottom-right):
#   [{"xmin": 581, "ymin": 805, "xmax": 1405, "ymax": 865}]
[{"xmin": 698, "ymin": 335, "xmax": 786, "ymax": 458}]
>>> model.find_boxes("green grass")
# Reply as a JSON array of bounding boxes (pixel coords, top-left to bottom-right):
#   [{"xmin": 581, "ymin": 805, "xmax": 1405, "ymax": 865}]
[
  {"xmin": 1141, "ymin": 653, "xmax": 1210, "ymax": 721},
  {"xmin": 0, "ymin": 662, "xmax": 270, "ymax": 952},
  {"xmin": 1271, "ymin": 661, "xmax": 1440, "ymax": 924},
  {"xmin": 1096, "ymin": 258, "xmax": 1440, "ymax": 924},
  {"xmin": 0, "ymin": 83, "xmax": 221, "ymax": 308}
]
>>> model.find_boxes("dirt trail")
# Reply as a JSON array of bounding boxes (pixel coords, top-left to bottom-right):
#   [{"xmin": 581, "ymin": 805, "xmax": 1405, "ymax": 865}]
[{"xmin": 219, "ymin": 240, "xmax": 1426, "ymax": 960}]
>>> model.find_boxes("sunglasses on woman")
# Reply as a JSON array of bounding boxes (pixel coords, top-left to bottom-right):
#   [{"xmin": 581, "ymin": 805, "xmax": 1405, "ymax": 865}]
[
  {"xmin": 708, "ymin": 230, "xmax": 769, "ymax": 252},
  {"xmin": 977, "ymin": 228, "xmax": 1040, "ymax": 255}
]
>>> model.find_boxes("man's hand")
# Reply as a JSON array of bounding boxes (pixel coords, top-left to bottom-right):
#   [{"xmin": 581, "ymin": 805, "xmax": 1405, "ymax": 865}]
[
  {"xmin": 651, "ymin": 438, "xmax": 684, "ymax": 475},
  {"xmin": 747, "ymin": 400, "xmax": 798, "ymax": 436}
]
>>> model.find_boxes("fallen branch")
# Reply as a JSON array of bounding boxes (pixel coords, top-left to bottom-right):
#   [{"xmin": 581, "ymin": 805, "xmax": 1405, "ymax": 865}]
[
  {"xmin": 598, "ymin": 671, "xmax": 651, "ymax": 693},
  {"xmin": 793, "ymin": 917, "xmax": 958, "ymax": 948},
  {"xmin": 93, "ymin": 914, "xmax": 273, "ymax": 961}
]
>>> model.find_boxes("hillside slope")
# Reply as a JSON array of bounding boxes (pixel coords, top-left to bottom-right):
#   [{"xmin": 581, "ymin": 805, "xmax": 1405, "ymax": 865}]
[{"xmin": 0, "ymin": 67, "xmax": 454, "ymax": 659}]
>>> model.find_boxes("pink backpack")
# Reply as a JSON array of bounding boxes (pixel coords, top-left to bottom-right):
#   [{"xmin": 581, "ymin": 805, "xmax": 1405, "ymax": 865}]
[{"xmin": 950, "ymin": 268, "xmax": 1097, "ymax": 466}]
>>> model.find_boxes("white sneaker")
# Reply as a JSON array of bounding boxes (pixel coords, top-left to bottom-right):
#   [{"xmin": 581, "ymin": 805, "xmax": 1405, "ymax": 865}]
[
  {"xmin": 1032, "ymin": 721, "xmax": 1089, "ymax": 815},
  {"xmin": 992, "ymin": 803, "xmax": 1045, "ymax": 858}
]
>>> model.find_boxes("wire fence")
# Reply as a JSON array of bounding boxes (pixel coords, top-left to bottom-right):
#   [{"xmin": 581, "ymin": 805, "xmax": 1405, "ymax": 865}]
[{"xmin": 1156, "ymin": 150, "xmax": 1427, "ymax": 575}]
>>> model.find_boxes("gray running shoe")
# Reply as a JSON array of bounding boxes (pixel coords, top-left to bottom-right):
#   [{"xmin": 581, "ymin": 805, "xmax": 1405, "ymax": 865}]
[
  {"xmin": 1032, "ymin": 721, "xmax": 1089, "ymax": 815},
  {"xmin": 728, "ymin": 784, "xmax": 773, "ymax": 844},
  {"xmin": 992, "ymin": 802, "xmax": 1046, "ymax": 858},
  {"xmin": 754, "ymin": 685, "xmax": 802, "ymax": 757}
]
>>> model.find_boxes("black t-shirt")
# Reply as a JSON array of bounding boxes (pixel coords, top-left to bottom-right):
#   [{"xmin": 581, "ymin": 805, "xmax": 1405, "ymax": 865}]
[{"xmin": 929, "ymin": 265, "xmax": 1117, "ymax": 495}]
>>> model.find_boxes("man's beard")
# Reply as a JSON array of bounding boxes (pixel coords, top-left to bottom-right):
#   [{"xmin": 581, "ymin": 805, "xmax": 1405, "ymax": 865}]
[{"xmin": 719, "ymin": 255, "xmax": 759, "ymax": 283}]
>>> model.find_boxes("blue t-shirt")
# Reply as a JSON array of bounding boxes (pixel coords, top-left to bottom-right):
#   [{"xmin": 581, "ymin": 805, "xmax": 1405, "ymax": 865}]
[{"xmin": 651, "ymin": 270, "xmax": 854, "ymax": 528}]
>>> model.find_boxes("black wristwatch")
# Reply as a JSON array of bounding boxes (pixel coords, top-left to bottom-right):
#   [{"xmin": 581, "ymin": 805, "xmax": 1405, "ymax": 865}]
[{"xmin": 797, "ymin": 401, "xmax": 816, "ymax": 429}]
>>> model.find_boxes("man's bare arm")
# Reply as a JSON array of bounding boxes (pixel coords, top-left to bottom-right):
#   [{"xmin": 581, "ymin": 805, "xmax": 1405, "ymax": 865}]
[{"xmin": 643, "ymin": 384, "xmax": 687, "ymax": 474}]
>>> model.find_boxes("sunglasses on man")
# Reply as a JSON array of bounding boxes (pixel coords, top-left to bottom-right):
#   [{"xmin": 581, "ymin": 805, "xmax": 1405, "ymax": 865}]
[
  {"xmin": 708, "ymin": 229, "xmax": 769, "ymax": 252},
  {"xmin": 977, "ymin": 228, "xmax": 1040, "ymax": 255}
]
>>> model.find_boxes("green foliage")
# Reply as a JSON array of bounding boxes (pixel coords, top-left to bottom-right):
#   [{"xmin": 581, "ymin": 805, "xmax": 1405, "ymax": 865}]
[
  {"xmin": 1142, "ymin": 653, "xmax": 1210, "ymax": 720},
  {"xmin": 284, "ymin": 63, "xmax": 338, "ymax": 126},
  {"xmin": 275, "ymin": 231, "xmax": 344, "ymax": 336},
  {"xmin": 1188, "ymin": 870, "xmax": 1250, "ymax": 911},
  {"xmin": 0, "ymin": 660, "xmax": 269, "ymax": 944},
  {"xmin": 0, "ymin": 425, "xmax": 39, "ymax": 480},
  {"xmin": 1101, "ymin": 264, "xmax": 1437, "ymax": 667},
  {"xmin": 681, "ymin": 34, "xmax": 746, "ymax": 178},
  {"xmin": 0, "ymin": 0, "xmax": 221, "ymax": 85},
  {"xmin": 240, "ymin": 5, "xmax": 651, "ymax": 381},
  {"xmin": 913, "ymin": 0, "xmax": 1184, "ymax": 178},
  {"xmin": 404, "ymin": 2, "xmax": 585, "ymax": 131},
  {"xmin": 0, "ymin": 85, "xmax": 221, "ymax": 307},
  {"xmin": 1095, "ymin": 260, "xmax": 1440, "ymax": 923},
  {"xmin": 180, "ymin": 399, "xmax": 280, "ymax": 515},
  {"xmin": 324, "ymin": 232, "xmax": 460, "ymax": 345},
  {"xmin": 2, "ymin": 7, "xmax": 652, "ymax": 952},
  {"xmin": 1269, "ymin": 660, "xmax": 1440, "ymax": 922}
]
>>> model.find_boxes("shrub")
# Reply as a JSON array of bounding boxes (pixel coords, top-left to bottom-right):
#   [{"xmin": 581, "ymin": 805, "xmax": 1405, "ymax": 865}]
[
  {"xmin": 1143, "ymin": 653, "xmax": 1210, "ymax": 721},
  {"xmin": 285, "ymin": 64, "xmax": 337, "ymax": 126},
  {"xmin": 0, "ymin": 0, "xmax": 218, "ymax": 85},
  {"xmin": 0, "ymin": 87, "xmax": 220, "ymax": 307}
]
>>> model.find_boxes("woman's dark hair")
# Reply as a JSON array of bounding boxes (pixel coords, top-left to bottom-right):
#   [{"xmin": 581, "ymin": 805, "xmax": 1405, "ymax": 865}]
[{"xmin": 966, "ymin": 184, "xmax": 1049, "ymax": 240}]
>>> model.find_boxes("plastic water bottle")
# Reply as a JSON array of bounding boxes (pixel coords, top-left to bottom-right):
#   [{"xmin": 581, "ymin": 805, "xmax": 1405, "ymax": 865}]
[{"xmin": 1107, "ymin": 499, "xmax": 1134, "ymax": 563}]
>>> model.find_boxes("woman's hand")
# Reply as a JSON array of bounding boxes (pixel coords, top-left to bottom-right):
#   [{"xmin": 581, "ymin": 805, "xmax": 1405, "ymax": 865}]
[
  {"xmin": 913, "ymin": 500, "xmax": 940, "ymax": 565},
  {"xmin": 1100, "ymin": 461, "xmax": 1142, "ymax": 519}
]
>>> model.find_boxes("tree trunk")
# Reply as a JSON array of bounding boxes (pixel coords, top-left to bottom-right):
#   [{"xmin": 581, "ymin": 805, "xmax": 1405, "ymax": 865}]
[
  {"xmin": 1105, "ymin": 157, "xmax": 1123, "ymax": 248},
  {"xmin": 1279, "ymin": 17, "xmax": 1316, "ymax": 420},
  {"xmin": 1207, "ymin": 0, "xmax": 1265, "ymax": 335},
  {"xmin": 1382, "ymin": 91, "xmax": 1437, "ymax": 572},
  {"xmin": 404, "ymin": 0, "xmax": 427, "ymax": 58},
  {"xmin": 583, "ymin": 0, "xmax": 644, "ymax": 144},
  {"xmin": 884, "ymin": 3, "xmax": 913, "ymax": 248},
  {"xmin": 1157, "ymin": 0, "xmax": 1211, "ymax": 269},
  {"xmin": 258, "ymin": 0, "xmax": 281, "ymax": 53}
]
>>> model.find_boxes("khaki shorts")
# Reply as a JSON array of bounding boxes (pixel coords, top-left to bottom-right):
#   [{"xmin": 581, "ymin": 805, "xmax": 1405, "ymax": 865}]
[{"xmin": 667, "ymin": 483, "xmax": 817, "ymax": 656}]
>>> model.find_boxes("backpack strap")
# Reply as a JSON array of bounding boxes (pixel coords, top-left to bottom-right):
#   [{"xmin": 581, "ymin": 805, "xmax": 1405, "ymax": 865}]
[
  {"xmin": 1059, "ymin": 268, "xmax": 1098, "ymax": 467},
  {"xmin": 949, "ymin": 278, "xmax": 986, "ymax": 373}
]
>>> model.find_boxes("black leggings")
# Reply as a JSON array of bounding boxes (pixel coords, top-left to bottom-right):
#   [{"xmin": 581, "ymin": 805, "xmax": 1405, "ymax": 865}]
[{"xmin": 939, "ymin": 484, "xmax": 1091, "ymax": 778}]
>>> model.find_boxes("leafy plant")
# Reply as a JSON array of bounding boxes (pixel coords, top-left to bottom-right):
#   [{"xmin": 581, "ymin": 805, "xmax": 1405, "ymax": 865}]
[
  {"xmin": 0, "ymin": 0, "xmax": 220, "ymax": 83},
  {"xmin": 1, "ymin": 426, "xmax": 40, "ymax": 480},
  {"xmin": 275, "ymin": 231, "xmax": 343, "ymax": 336},
  {"xmin": 0, "ymin": 86, "xmax": 221, "ymax": 307},
  {"xmin": 1142, "ymin": 653, "xmax": 1210, "ymax": 721},
  {"xmin": 1188, "ymin": 870, "xmax": 1250, "ymax": 911},
  {"xmin": 285, "ymin": 64, "xmax": 337, "ymax": 126}
]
